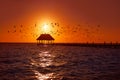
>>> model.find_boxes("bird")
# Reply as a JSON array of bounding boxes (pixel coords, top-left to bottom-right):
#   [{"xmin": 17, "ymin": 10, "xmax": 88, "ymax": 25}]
[
  {"xmin": 20, "ymin": 30, "xmax": 22, "ymax": 33},
  {"xmin": 78, "ymin": 24, "xmax": 80, "ymax": 26},
  {"xmin": 20, "ymin": 25, "xmax": 23, "ymax": 28},
  {"xmin": 13, "ymin": 25, "xmax": 16, "ymax": 28},
  {"xmin": 55, "ymin": 23, "xmax": 57, "ymax": 25},
  {"xmin": 97, "ymin": 25, "xmax": 100, "ymax": 27},
  {"xmin": 35, "ymin": 24, "xmax": 36, "ymax": 27}
]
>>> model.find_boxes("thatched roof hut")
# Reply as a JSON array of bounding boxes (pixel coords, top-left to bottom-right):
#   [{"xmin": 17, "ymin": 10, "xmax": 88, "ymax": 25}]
[
  {"xmin": 37, "ymin": 34, "xmax": 54, "ymax": 40},
  {"xmin": 36, "ymin": 34, "xmax": 54, "ymax": 44}
]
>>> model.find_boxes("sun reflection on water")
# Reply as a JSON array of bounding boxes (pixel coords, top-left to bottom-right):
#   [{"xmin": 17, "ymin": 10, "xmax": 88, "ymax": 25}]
[
  {"xmin": 30, "ymin": 51, "xmax": 57, "ymax": 80},
  {"xmin": 38, "ymin": 51, "xmax": 55, "ymax": 67},
  {"xmin": 33, "ymin": 70, "xmax": 55, "ymax": 80},
  {"xmin": 30, "ymin": 51, "xmax": 55, "ymax": 67}
]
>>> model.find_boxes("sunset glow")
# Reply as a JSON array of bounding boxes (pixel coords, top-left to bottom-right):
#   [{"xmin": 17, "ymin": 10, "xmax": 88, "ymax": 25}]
[
  {"xmin": 42, "ymin": 24, "xmax": 50, "ymax": 34},
  {"xmin": 0, "ymin": 1, "xmax": 120, "ymax": 80},
  {"xmin": 0, "ymin": 0, "xmax": 120, "ymax": 43}
]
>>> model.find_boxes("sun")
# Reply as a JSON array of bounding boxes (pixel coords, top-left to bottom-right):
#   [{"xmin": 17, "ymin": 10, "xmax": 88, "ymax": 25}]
[
  {"xmin": 42, "ymin": 23, "xmax": 50, "ymax": 34},
  {"xmin": 43, "ymin": 24, "xmax": 48, "ymax": 32}
]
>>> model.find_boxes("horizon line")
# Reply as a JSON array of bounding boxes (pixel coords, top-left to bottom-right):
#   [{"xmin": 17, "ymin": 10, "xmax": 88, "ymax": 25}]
[{"xmin": 0, "ymin": 42, "xmax": 120, "ymax": 44}]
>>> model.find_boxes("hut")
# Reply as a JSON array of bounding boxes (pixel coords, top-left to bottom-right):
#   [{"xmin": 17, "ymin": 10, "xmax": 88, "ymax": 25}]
[{"xmin": 36, "ymin": 34, "xmax": 55, "ymax": 44}]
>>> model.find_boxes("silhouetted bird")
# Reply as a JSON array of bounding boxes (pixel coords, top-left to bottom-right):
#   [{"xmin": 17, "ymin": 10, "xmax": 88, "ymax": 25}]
[
  {"xmin": 97, "ymin": 25, "xmax": 100, "ymax": 27},
  {"xmin": 21, "ymin": 25, "xmax": 23, "ymax": 28},
  {"xmin": 14, "ymin": 30, "xmax": 16, "ymax": 33},
  {"xmin": 55, "ymin": 23, "xmax": 57, "ymax": 25},
  {"xmin": 13, "ymin": 25, "xmax": 16, "ymax": 28},
  {"xmin": 35, "ymin": 24, "xmax": 36, "ymax": 27},
  {"xmin": 20, "ymin": 30, "xmax": 22, "ymax": 33}
]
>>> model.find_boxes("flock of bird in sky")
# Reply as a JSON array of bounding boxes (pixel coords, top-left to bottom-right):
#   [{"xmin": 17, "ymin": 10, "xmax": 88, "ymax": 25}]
[{"xmin": 7, "ymin": 22, "xmax": 101, "ymax": 41}]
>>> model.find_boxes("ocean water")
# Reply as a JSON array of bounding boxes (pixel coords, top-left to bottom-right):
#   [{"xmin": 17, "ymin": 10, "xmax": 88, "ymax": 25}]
[{"xmin": 0, "ymin": 43, "xmax": 120, "ymax": 80}]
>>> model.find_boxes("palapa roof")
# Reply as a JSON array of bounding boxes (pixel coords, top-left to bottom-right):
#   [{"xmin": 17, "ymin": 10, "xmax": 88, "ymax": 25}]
[{"xmin": 36, "ymin": 34, "xmax": 55, "ymax": 40}]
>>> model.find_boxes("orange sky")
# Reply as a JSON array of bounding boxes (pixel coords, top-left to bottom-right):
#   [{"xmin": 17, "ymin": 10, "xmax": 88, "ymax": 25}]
[{"xmin": 0, "ymin": 0, "xmax": 120, "ymax": 43}]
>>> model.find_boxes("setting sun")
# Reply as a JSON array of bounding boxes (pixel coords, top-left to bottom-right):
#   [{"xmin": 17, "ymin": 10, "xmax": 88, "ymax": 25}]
[
  {"xmin": 43, "ymin": 24, "xmax": 48, "ymax": 33},
  {"xmin": 42, "ymin": 23, "xmax": 50, "ymax": 34},
  {"xmin": 0, "ymin": 0, "xmax": 120, "ymax": 43},
  {"xmin": 0, "ymin": 1, "xmax": 120, "ymax": 80}
]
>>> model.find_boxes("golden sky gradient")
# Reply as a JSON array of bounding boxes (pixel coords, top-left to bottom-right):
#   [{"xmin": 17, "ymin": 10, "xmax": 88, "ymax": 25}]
[{"xmin": 0, "ymin": 0, "xmax": 120, "ymax": 43}]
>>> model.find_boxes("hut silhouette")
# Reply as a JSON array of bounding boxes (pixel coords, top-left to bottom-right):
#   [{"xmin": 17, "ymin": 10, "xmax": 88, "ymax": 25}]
[{"xmin": 36, "ymin": 34, "xmax": 55, "ymax": 44}]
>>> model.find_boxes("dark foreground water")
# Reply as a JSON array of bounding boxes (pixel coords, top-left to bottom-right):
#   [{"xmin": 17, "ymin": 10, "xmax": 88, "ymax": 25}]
[{"xmin": 0, "ymin": 43, "xmax": 120, "ymax": 80}]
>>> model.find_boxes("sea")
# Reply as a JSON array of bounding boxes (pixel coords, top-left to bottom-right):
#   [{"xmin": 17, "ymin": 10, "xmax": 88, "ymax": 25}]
[{"xmin": 0, "ymin": 43, "xmax": 120, "ymax": 80}]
